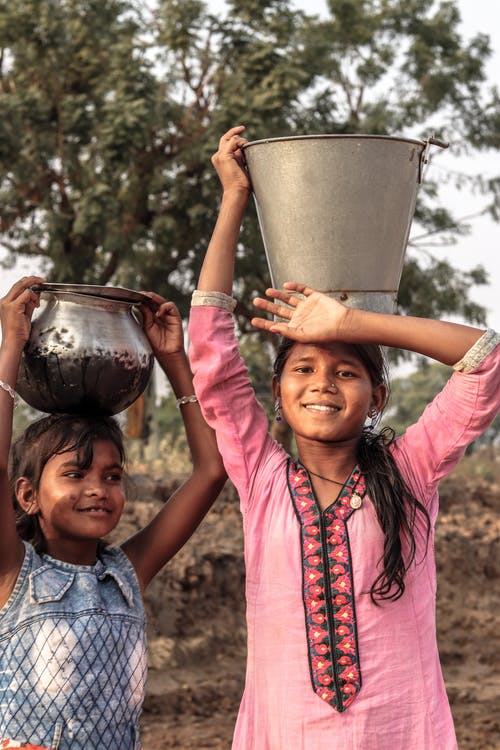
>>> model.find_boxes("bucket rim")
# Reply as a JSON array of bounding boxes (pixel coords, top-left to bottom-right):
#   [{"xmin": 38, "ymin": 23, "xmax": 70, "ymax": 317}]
[{"xmin": 242, "ymin": 133, "xmax": 428, "ymax": 150}]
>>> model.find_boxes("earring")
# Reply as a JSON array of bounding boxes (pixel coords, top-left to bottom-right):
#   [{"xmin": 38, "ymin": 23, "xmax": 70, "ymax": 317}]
[
  {"xmin": 365, "ymin": 409, "xmax": 378, "ymax": 431},
  {"xmin": 274, "ymin": 398, "xmax": 282, "ymax": 422}
]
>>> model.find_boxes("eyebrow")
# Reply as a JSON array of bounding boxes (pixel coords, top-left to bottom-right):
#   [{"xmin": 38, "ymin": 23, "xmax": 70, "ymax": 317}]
[
  {"xmin": 58, "ymin": 460, "xmax": 123, "ymax": 471},
  {"xmin": 289, "ymin": 354, "xmax": 362, "ymax": 367}
]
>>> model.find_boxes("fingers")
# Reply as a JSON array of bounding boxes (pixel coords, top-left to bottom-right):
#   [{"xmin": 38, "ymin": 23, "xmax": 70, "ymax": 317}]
[
  {"xmin": 250, "ymin": 317, "xmax": 292, "ymax": 337},
  {"xmin": 264, "ymin": 288, "xmax": 301, "ymax": 306},
  {"xmin": 218, "ymin": 125, "xmax": 246, "ymax": 148},
  {"xmin": 155, "ymin": 300, "xmax": 180, "ymax": 321},
  {"xmin": 213, "ymin": 125, "xmax": 248, "ymax": 164},
  {"xmin": 5, "ymin": 276, "xmax": 45, "ymax": 300},
  {"xmin": 252, "ymin": 296, "xmax": 294, "ymax": 321},
  {"xmin": 220, "ymin": 125, "xmax": 246, "ymax": 139},
  {"xmin": 141, "ymin": 296, "xmax": 181, "ymax": 327},
  {"xmin": 282, "ymin": 282, "xmax": 315, "ymax": 296}
]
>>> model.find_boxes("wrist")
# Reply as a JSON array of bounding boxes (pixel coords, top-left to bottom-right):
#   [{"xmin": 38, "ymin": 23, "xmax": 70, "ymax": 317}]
[
  {"xmin": 0, "ymin": 342, "xmax": 24, "ymax": 374},
  {"xmin": 157, "ymin": 348, "xmax": 189, "ymax": 374},
  {"xmin": 221, "ymin": 187, "xmax": 251, "ymax": 205},
  {"xmin": 1, "ymin": 333, "xmax": 26, "ymax": 354}
]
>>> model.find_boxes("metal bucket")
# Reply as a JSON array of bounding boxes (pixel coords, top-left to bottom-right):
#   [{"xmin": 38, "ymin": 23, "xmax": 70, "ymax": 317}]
[{"xmin": 242, "ymin": 134, "xmax": 447, "ymax": 313}]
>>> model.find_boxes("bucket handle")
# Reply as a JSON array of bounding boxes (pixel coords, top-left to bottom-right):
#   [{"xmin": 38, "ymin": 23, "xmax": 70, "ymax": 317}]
[{"xmin": 419, "ymin": 135, "xmax": 449, "ymax": 183}]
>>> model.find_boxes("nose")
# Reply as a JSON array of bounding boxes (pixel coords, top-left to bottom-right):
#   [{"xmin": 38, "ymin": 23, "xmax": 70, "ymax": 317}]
[
  {"xmin": 84, "ymin": 482, "xmax": 107, "ymax": 499},
  {"xmin": 310, "ymin": 372, "xmax": 338, "ymax": 392}
]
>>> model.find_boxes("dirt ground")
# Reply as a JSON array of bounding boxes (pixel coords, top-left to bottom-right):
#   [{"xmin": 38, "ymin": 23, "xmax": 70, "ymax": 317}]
[{"xmin": 113, "ymin": 452, "xmax": 500, "ymax": 750}]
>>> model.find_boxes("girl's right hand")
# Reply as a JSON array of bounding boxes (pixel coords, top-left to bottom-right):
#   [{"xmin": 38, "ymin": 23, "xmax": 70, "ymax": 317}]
[
  {"xmin": 251, "ymin": 282, "xmax": 352, "ymax": 342},
  {"xmin": 0, "ymin": 276, "xmax": 44, "ymax": 352},
  {"xmin": 211, "ymin": 125, "xmax": 252, "ymax": 195}
]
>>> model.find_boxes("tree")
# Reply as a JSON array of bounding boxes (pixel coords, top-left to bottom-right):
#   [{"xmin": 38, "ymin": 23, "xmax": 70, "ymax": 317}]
[
  {"xmin": 384, "ymin": 359, "xmax": 450, "ymax": 436},
  {"xmin": 385, "ymin": 359, "xmax": 500, "ymax": 447},
  {"xmin": 1, "ymin": 0, "xmax": 499, "ymax": 331}
]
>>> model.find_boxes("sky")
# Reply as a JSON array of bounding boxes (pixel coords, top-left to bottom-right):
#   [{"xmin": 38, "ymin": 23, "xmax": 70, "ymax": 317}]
[{"xmin": 1, "ymin": 0, "xmax": 499, "ymax": 329}]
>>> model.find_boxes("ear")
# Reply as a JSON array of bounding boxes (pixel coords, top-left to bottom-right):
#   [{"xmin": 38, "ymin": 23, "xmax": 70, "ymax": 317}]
[
  {"xmin": 371, "ymin": 383, "xmax": 387, "ymax": 414},
  {"xmin": 272, "ymin": 375, "xmax": 280, "ymax": 402},
  {"xmin": 15, "ymin": 477, "xmax": 40, "ymax": 515}
]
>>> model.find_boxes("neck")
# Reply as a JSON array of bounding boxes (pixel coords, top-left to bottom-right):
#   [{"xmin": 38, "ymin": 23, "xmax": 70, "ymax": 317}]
[
  {"xmin": 43, "ymin": 537, "xmax": 99, "ymax": 566},
  {"xmin": 296, "ymin": 437, "xmax": 359, "ymax": 480}
]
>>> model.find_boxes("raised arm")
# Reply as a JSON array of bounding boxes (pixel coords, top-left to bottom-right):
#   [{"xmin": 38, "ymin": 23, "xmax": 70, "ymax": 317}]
[
  {"xmin": 252, "ymin": 283, "xmax": 486, "ymax": 366},
  {"xmin": 0, "ymin": 277, "xmax": 43, "ymax": 599},
  {"xmin": 197, "ymin": 125, "xmax": 252, "ymax": 294},
  {"xmin": 122, "ymin": 295, "xmax": 226, "ymax": 590}
]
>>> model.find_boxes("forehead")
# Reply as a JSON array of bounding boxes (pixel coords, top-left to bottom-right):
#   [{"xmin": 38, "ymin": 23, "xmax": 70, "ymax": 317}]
[
  {"xmin": 284, "ymin": 341, "xmax": 367, "ymax": 368},
  {"xmin": 45, "ymin": 438, "xmax": 122, "ymax": 468}
]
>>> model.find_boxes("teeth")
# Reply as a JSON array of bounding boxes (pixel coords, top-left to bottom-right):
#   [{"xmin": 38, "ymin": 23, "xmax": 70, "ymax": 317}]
[
  {"xmin": 79, "ymin": 508, "xmax": 109, "ymax": 513},
  {"xmin": 305, "ymin": 404, "xmax": 338, "ymax": 413}
]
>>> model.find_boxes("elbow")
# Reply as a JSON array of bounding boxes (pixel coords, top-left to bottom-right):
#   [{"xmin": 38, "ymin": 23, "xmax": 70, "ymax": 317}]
[
  {"xmin": 209, "ymin": 461, "xmax": 228, "ymax": 490},
  {"xmin": 197, "ymin": 456, "xmax": 228, "ymax": 491}
]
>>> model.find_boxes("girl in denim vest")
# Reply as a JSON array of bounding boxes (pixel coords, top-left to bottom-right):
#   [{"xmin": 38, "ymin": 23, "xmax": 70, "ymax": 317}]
[{"xmin": 0, "ymin": 276, "xmax": 226, "ymax": 750}]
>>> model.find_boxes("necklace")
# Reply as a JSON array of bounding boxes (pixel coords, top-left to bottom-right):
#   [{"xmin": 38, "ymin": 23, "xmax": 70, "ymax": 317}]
[
  {"xmin": 305, "ymin": 468, "xmax": 348, "ymax": 487},
  {"xmin": 306, "ymin": 467, "xmax": 363, "ymax": 509}
]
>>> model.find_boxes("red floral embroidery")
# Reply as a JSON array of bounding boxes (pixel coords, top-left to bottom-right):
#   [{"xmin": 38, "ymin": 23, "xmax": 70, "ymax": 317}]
[{"xmin": 288, "ymin": 459, "xmax": 365, "ymax": 712}]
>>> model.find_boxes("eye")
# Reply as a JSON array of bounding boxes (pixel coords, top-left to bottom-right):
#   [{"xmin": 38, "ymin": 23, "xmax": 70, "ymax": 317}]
[
  {"xmin": 294, "ymin": 365, "xmax": 313, "ymax": 373},
  {"xmin": 63, "ymin": 470, "xmax": 83, "ymax": 479},
  {"xmin": 105, "ymin": 471, "xmax": 123, "ymax": 482},
  {"xmin": 337, "ymin": 369, "xmax": 356, "ymax": 378}
]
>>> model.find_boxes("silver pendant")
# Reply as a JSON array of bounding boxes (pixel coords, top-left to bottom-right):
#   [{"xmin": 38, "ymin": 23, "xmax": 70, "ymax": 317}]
[{"xmin": 350, "ymin": 493, "xmax": 363, "ymax": 510}]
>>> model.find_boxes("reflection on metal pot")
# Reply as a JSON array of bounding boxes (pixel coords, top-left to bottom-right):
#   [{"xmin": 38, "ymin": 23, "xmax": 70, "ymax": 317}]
[{"xmin": 17, "ymin": 288, "xmax": 154, "ymax": 416}]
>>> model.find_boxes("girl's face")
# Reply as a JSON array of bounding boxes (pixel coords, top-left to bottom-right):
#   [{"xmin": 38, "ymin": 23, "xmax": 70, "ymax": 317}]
[
  {"xmin": 274, "ymin": 341, "xmax": 386, "ymax": 453},
  {"xmin": 17, "ymin": 438, "xmax": 125, "ymax": 563}
]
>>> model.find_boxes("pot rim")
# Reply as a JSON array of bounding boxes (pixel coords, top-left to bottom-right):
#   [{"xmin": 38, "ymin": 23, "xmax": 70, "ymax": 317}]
[
  {"xmin": 31, "ymin": 282, "xmax": 158, "ymax": 308},
  {"xmin": 242, "ymin": 133, "xmax": 429, "ymax": 150}
]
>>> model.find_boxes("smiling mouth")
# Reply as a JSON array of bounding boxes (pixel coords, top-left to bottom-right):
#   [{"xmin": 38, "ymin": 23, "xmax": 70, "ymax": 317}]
[
  {"xmin": 77, "ymin": 507, "xmax": 112, "ymax": 514},
  {"xmin": 304, "ymin": 404, "xmax": 340, "ymax": 414}
]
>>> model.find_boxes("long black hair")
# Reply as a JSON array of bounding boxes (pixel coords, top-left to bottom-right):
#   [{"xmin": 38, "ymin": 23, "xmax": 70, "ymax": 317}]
[
  {"xmin": 274, "ymin": 337, "xmax": 431, "ymax": 604},
  {"xmin": 10, "ymin": 413, "xmax": 125, "ymax": 554}
]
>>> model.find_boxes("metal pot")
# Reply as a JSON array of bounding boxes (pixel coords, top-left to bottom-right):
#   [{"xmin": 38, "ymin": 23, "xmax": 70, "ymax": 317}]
[
  {"xmin": 16, "ymin": 284, "xmax": 154, "ymax": 416},
  {"xmin": 243, "ymin": 134, "xmax": 448, "ymax": 313}
]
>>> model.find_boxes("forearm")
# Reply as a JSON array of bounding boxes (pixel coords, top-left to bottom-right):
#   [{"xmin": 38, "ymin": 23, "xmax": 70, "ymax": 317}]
[
  {"xmin": 158, "ymin": 350, "xmax": 225, "ymax": 473},
  {"xmin": 197, "ymin": 188, "xmax": 249, "ymax": 294},
  {"xmin": 0, "ymin": 343, "xmax": 22, "ymax": 472},
  {"xmin": 0, "ymin": 344, "xmax": 24, "ymax": 577},
  {"xmin": 341, "ymin": 308, "xmax": 486, "ymax": 365}
]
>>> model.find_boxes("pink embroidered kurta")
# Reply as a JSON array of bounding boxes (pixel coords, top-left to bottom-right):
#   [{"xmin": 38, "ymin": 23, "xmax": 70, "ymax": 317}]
[{"xmin": 188, "ymin": 305, "xmax": 500, "ymax": 750}]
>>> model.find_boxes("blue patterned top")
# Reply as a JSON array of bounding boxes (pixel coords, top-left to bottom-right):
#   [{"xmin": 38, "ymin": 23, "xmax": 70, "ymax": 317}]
[{"xmin": 0, "ymin": 542, "xmax": 147, "ymax": 750}]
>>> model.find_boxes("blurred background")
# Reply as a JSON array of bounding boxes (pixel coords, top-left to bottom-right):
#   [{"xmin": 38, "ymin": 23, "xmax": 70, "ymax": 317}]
[
  {"xmin": 1, "ymin": 4, "xmax": 499, "ymax": 748},
  {"xmin": 2, "ymin": 0, "xmax": 499, "ymax": 449}
]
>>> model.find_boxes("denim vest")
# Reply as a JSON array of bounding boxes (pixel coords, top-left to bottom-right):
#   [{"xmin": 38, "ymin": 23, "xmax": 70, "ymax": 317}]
[{"xmin": 0, "ymin": 542, "xmax": 147, "ymax": 750}]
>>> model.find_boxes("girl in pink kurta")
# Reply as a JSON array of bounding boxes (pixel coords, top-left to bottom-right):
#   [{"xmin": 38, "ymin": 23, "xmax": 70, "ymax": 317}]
[{"xmin": 188, "ymin": 126, "xmax": 500, "ymax": 750}]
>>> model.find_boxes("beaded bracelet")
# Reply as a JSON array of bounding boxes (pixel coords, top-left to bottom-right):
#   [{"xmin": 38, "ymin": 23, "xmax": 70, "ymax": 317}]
[
  {"xmin": 0, "ymin": 379, "xmax": 17, "ymax": 403},
  {"xmin": 175, "ymin": 395, "xmax": 198, "ymax": 408}
]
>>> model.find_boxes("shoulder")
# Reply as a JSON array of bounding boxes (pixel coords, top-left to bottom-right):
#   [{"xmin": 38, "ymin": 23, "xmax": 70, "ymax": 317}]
[
  {"xmin": 0, "ymin": 542, "xmax": 35, "ymax": 619},
  {"xmin": 101, "ymin": 544, "xmax": 136, "ymax": 571}
]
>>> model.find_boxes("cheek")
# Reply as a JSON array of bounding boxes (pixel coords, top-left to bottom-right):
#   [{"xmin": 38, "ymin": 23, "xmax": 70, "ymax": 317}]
[{"xmin": 115, "ymin": 492, "xmax": 126, "ymax": 515}]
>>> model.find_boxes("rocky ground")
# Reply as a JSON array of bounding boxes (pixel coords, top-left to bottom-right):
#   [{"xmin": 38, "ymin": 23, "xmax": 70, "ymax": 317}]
[{"xmin": 111, "ymin": 449, "xmax": 500, "ymax": 750}]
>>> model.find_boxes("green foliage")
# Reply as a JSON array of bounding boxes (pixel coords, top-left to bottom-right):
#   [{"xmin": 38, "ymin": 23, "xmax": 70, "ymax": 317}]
[
  {"xmin": 0, "ymin": 0, "xmax": 499, "ymax": 333},
  {"xmin": 385, "ymin": 359, "xmax": 500, "ymax": 448},
  {"xmin": 384, "ymin": 359, "xmax": 451, "ymax": 436}
]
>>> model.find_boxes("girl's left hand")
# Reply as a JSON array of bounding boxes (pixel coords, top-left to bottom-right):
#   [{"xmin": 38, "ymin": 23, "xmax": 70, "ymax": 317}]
[{"xmin": 139, "ymin": 293, "xmax": 184, "ymax": 358}]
